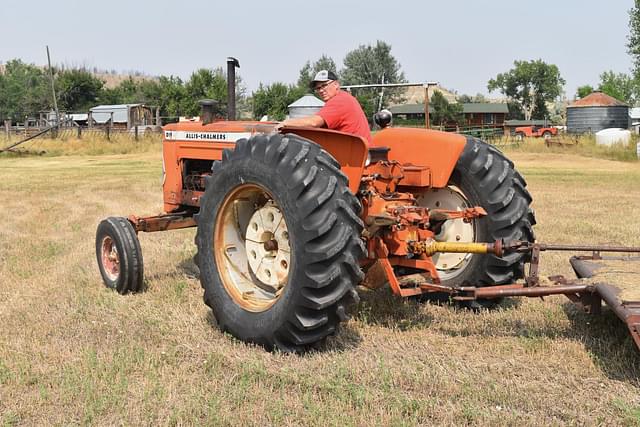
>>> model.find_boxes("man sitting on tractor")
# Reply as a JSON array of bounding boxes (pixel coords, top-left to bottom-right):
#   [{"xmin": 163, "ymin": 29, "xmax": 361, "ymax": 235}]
[{"xmin": 277, "ymin": 70, "xmax": 372, "ymax": 143}]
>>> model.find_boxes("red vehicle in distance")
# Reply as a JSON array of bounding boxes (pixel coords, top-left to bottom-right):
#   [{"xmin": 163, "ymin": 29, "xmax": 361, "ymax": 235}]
[{"xmin": 514, "ymin": 125, "xmax": 558, "ymax": 140}]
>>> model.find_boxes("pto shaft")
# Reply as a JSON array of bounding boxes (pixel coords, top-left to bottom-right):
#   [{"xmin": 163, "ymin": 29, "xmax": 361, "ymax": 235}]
[{"xmin": 409, "ymin": 240, "xmax": 503, "ymax": 257}]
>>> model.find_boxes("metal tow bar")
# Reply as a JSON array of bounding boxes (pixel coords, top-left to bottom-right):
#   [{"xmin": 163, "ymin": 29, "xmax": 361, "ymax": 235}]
[{"xmin": 422, "ymin": 240, "xmax": 640, "ymax": 351}]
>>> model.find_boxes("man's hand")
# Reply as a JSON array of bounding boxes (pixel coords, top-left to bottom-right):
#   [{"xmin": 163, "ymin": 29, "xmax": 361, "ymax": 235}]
[{"xmin": 274, "ymin": 120, "xmax": 289, "ymax": 132}]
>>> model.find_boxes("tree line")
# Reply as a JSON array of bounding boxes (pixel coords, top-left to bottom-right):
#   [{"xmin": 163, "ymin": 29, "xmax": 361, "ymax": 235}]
[
  {"xmin": 0, "ymin": 60, "xmax": 242, "ymax": 122},
  {"xmin": 0, "ymin": 41, "xmax": 408, "ymax": 124},
  {"xmin": 3, "ymin": 5, "xmax": 640, "ymax": 128}
]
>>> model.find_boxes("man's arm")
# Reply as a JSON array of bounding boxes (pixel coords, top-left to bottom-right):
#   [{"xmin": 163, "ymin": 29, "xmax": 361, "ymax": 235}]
[{"xmin": 276, "ymin": 114, "xmax": 325, "ymax": 130}]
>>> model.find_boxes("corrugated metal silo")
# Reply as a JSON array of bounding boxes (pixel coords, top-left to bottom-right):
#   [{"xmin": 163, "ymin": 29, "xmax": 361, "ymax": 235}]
[
  {"xmin": 566, "ymin": 92, "xmax": 629, "ymax": 133},
  {"xmin": 288, "ymin": 94, "xmax": 324, "ymax": 118}
]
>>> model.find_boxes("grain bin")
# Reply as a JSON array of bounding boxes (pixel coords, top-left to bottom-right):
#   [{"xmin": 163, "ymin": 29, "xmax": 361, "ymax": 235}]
[
  {"xmin": 288, "ymin": 94, "xmax": 324, "ymax": 118},
  {"xmin": 566, "ymin": 92, "xmax": 629, "ymax": 134}
]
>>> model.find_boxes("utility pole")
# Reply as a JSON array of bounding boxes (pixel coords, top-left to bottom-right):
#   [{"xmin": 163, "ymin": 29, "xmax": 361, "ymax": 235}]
[
  {"xmin": 377, "ymin": 73, "xmax": 385, "ymax": 112},
  {"xmin": 424, "ymin": 82, "xmax": 438, "ymax": 129},
  {"xmin": 46, "ymin": 46, "xmax": 60, "ymax": 137}
]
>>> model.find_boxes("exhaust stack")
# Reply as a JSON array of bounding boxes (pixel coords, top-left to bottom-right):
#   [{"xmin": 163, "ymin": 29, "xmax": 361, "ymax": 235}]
[
  {"xmin": 227, "ymin": 57, "xmax": 240, "ymax": 121},
  {"xmin": 199, "ymin": 99, "xmax": 219, "ymax": 125}
]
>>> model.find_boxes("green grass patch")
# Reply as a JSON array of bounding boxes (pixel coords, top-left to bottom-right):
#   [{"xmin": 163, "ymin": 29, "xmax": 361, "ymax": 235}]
[{"xmin": 1, "ymin": 149, "xmax": 639, "ymax": 425}]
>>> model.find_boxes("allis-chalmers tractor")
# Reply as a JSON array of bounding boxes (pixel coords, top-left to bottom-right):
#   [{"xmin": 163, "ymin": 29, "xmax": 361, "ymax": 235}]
[{"xmin": 96, "ymin": 61, "xmax": 640, "ymax": 352}]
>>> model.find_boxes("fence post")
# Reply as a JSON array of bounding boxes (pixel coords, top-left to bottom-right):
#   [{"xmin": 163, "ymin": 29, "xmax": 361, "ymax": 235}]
[
  {"xmin": 107, "ymin": 112, "xmax": 113, "ymax": 141},
  {"xmin": 77, "ymin": 125, "xmax": 82, "ymax": 139},
  {"xmin": 135, "ymin": 125, "xmax": 138, "ymax": 141},
  {"xmin": 4, "ymin": 120, "xmax": 10, "ymax": 141}
]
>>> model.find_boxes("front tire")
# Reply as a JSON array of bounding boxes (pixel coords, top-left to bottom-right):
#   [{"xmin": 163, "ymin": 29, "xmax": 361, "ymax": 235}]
[
  {"xmin": 96, "ymin": 217, "xmax": 144, "ymax": 294},
  {"xmin": 196, "ymin": 133, "xmax": 365, "ymax": 352}
]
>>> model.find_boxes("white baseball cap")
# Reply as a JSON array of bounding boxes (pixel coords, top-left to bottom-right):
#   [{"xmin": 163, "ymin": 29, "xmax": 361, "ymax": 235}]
[{"xmin": 310, "ymin": 70, "xmax": 338, "ymax": 88}]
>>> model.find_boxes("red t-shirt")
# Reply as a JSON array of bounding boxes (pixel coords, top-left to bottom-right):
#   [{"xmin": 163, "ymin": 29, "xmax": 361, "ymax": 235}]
[{"xmin": 318, "ymin": 90, "xmax": 372, "ymax": 144}]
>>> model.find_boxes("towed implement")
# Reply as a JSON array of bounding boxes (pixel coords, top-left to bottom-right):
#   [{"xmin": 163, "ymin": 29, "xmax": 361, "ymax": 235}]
[{"xmin": 95, "ymin": 61, "xmax": 640, "ymax": 352}]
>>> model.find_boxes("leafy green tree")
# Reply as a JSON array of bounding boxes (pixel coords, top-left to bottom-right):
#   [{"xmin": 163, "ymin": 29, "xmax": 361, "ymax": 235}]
[
  {"xmin": 457, "ymin": 94, "xmax": 473, "ymax": 104},
  {"xmin": 576, "ymin": 85, "xmax": 594, "ymax": 99},
  {"xmin": 457, "ymin": 93, "xmax": 489, "ymax": 103},
  {"xmin": 628, "ymin": 1, "xmax": 640, "ymax": 79},
  {"xmin": 340, "ymin": 41, "xmax": 407, "ymax": 119},
  {"xmin": 56, "ymin": 69, "xmax": 104, "ymax": 111},
  {"xmin": 252, "ymin": 83, "xmax": 304, "ymax": 121},
  {"xmin": 184, "ymin": 68, "xmax": 227, "ymax": 114},
  {"xmin": 0, "ymin": 59, "xmax": 50, "ymax": 121},
  {"xmin": 506, "ymin": 101, "xmax": 524, "ymax": 120},
  {"xmin": 598, "ymin": 71, "xmax": 635, "ymax": 104},
  {"xmin": 183, "ymin": 67, "xmax": 247, "ymax": 116},
  {"xmin": 100, "ymin": 77, "xmax": 142, "ymax": 105},
  {"xmin": 154, "ymin": 76, "xmax": 187, "ymax": 118},
  {"xmin": 96, "ymin": 65, "xmax": 247, "ymax": 120},
  {"xmin": 487, "ymin": 59, "xmax": 565, "ymax": 120},
  {"xmin": 297, "ymin": 55, "xmax": 338, "ymax": 89},
  {"xmin": 430, "ymin": 90, "xmax": 463, "ymax": 128}
]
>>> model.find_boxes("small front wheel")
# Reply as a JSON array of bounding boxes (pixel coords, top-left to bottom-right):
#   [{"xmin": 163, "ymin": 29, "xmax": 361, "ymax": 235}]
[{"xmin": 96, "ymin": 217, "xmax": 144, "ymax": 294}]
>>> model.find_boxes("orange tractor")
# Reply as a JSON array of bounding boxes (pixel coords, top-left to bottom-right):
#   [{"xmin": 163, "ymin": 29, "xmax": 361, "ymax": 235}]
[{"xmin": 96, "ymin": 60, "xmax": 640, "ymax": 352}]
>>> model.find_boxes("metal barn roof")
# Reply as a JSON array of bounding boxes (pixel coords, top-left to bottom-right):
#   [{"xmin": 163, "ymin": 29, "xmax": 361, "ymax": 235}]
[
  {"xmin": 462, "ymin": 103, "xmax": 509, "ymax": 114},
  {"xmin": 570, "ymin": 92, "xmax": 628, "ymax": 107},
  {"xmin": 90, "ymin": 104, "xmax": 142, "ymax": 124}
]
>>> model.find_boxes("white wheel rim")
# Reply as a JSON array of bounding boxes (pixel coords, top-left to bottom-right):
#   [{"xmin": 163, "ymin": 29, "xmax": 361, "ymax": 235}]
[
  {"xmin": 416, "ymin": 186, "xmax": 476, "ymax": 280},
  {"xmin": 244, "ymin": 205, "xmax": 291, "ymax": 287},
  {"xmin": 214, "ymin": 184, "xmax": 291, "ymax": 312}
]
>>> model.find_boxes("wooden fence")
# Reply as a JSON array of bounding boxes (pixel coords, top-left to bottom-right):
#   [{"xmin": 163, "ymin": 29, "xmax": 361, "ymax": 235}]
[{"xmin": 2, "ymin": 124, "xmax": 161, "ymax": 142}]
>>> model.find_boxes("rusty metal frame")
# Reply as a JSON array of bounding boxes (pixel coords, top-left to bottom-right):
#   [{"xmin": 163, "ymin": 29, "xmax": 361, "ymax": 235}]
[
  {"xmin": 369, "ymin": 237, "xmax": 640, "ymax": 351},
  {"xmin": 128, "ymin": 212, "xmax": 196, "ymax": 233},
  {"xmin": 596, "ymin": 284, "xmax": 640, "ymax": 350},
  {"xmin": 569, "ymin": 255, "xmax": 640, "ymax": 350}
]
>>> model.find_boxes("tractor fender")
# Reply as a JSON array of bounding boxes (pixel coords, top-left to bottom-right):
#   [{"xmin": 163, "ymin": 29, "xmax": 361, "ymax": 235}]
[
  {"xmin": 280, "ymin": 127, "xmax": 368, "ymax": 195},
  {"xmin": 371, "ymin": 127, "xmax": 467, "ymax": 188}
]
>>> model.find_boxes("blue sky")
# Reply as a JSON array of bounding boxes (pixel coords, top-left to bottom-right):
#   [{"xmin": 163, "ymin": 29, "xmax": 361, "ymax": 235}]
[{"xmin": 0, "ymin": 0, "xmax": 633, "ymax": 99}]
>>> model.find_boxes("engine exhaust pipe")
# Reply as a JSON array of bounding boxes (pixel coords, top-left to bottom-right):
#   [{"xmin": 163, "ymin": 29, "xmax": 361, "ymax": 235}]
[
  {"xmin": 227, "ymin": 57, "xmax": 240, "ymax": 121},
  {"xmin": 199, "ymin": 99, "xmax": 219, "ymax": 125}
]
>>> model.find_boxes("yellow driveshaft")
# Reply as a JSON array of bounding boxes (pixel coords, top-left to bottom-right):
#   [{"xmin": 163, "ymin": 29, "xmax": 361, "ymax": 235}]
[{"xmin": 409, "ymin": 240, "xmax": 504, "ymax": 257}]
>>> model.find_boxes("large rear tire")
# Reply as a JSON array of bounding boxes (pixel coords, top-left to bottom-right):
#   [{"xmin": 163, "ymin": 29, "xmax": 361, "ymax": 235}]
[
  {"xmin": 195, "ymin": 133, "xmax": 365, "ymax": 352},
  {"xmin": 417, "ymin": 137, "xmax": 535, "ymax": 294}
]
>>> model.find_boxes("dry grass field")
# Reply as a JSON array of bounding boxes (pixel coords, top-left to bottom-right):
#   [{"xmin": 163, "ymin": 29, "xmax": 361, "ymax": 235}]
[{"xmin": 1, "ymin": 138, "xmax": 639, "ymax": 425}]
